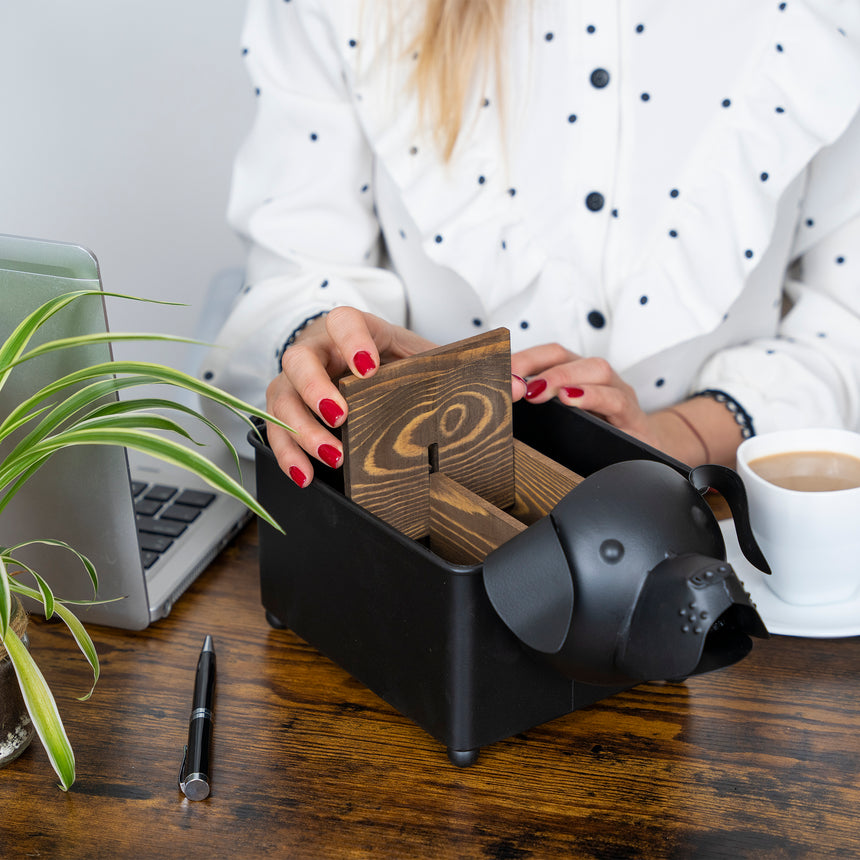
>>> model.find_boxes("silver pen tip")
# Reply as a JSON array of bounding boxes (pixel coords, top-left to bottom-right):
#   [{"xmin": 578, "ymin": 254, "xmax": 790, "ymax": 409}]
[{"xmin": 202, "ymin": 635, "xmax": 214, "ymax": 652}]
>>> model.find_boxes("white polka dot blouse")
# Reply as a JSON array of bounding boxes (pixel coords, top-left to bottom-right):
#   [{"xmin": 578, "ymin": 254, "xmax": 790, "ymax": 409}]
[{"xmin": 201, "ymin": 0, "xmax": 860, "ymax": 456}]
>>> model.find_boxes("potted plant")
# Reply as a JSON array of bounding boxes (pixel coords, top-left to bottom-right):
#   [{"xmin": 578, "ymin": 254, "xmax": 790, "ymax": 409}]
[{"xmin": 0, "ymin": 288, "xmax": 286, "ymax": 790}]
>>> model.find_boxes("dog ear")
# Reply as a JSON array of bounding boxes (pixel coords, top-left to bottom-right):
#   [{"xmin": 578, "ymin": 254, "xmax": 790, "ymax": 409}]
[{"xmin": 482, "ymin": 516, "xmax": 574, "ymax": 654}]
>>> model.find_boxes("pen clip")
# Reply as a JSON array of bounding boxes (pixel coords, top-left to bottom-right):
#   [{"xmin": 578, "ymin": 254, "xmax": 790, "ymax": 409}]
[{"xmin": 178, "ymin": 744, "xmax": 188, "ymax": 791}]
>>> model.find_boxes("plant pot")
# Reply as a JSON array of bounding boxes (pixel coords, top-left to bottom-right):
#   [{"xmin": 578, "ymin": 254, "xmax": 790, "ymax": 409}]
[{"xmin": 0, "ymin": 598, "xmax": 36, "ymax": 767}]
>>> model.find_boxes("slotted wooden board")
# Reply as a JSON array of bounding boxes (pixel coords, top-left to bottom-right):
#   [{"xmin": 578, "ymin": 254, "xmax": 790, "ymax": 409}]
[{"xmin": 339, "ymin": 329, "xmax": 515, "ymax": 540}]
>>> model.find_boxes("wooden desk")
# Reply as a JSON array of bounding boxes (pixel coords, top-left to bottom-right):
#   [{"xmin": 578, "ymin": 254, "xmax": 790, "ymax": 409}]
[{"xmin": 1, "ymin": 522, "xmax": 858, "ymax": 859}]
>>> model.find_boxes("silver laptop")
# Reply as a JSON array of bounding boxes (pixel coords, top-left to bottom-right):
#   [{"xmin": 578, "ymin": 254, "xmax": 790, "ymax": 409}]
[{"xmin": 0, "ymin": 234, "xmax": 252, "ymax": 629}]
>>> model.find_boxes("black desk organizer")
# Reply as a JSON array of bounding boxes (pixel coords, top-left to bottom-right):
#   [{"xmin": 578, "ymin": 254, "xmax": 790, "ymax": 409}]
[{"xmin": 252, "ymin": 400, "xmax": 768, "ymax": 766}]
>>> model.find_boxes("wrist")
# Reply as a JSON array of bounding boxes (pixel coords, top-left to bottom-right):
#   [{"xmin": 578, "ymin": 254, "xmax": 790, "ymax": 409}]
[
  {"xmin": 653, "ymin": 397, "xmax": 747, "ymax": 467},
  {"xmin": 649, "ymin": 409, "xmax": 709, "ymax": 466},
  {"xmin": 663, "ymin": 407, "xmax": 711, "ymax": 464}
]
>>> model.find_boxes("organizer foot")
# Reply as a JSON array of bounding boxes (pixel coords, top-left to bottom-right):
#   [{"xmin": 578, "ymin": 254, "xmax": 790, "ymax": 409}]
[
  {"xmin": 265, "ymin": 610, "xmax": 288, "ymax": 630},
  {"xmin": 447, "ymin": 748, "xmax": 479, "ymax": 767}
]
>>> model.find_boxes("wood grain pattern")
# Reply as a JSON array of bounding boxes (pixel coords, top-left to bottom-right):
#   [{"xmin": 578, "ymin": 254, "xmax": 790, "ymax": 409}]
[
  {"xmin": 1, "ymin": 522, "xmax": 859, "ymax": 859},
  {"xmin": 340, "ymin": 329, "xmax": 514, "ymax": 539},
  {"xmin": 510, "ymin": 439, "xmax": 584, "ymax": 525},
  {"xmin": 426, "ymin": 442, "xmax": 584, "ymax": 564},
  {"xmin": 428, "ymin": 471, "xmax": 526, "ymax": 564}
]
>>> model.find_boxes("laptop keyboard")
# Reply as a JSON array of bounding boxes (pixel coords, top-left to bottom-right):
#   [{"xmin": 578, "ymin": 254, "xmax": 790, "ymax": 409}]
[{"xmin": 132, "ymin": 481, "xmax": 216, "ymax": 570}]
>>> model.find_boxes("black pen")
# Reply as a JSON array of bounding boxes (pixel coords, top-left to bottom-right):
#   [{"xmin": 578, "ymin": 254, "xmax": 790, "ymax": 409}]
[{"xmin": 178, "ymin": 634, "xmax": 216, "ymax": 801}]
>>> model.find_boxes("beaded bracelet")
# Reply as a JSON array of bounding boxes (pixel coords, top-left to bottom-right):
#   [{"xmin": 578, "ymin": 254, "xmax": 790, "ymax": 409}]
[{"xmin": 691, "ymin": 389, "xmax": 756, "ymax": 440}]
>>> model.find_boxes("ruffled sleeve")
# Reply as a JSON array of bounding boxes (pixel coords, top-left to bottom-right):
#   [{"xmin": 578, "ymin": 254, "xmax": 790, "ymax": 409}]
[
  {"xmin": 198, "ymin": 0, "xmax": 407, "ymax": 454},
  {"xmin": 694, "ymin": 105, "xmax": 860, "ymax": 434},
  {"xmin": 611, "ymin": 0, "xmax": 860, "ymax": 372}
]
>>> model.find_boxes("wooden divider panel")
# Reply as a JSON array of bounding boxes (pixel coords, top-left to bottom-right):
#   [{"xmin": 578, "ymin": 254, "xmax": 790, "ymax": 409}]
[{"xmin": 340, "ymin": 329, "xmax": 514, "ymax": 539}]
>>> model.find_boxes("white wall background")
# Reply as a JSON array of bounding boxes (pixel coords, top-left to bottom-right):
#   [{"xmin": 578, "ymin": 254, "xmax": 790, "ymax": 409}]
[{"xmin": 0, "ymin": 0, "xmax": 255, "ymax": 371}]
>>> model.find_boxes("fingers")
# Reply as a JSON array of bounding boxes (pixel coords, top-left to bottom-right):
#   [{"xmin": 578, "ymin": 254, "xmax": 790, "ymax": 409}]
[
  {"xmin": 325, "ymin": 306, "xmax": 381, "ymax": 377},
  {"xmin": 271, "ymin": 307, "xmax": 437, "ymax": 487},
  {"xmin": 273, "ymin": 308, "xmax": 377, "ymax": 484},
  {"xmin": 556, "ymin": 380, "xmax": 634, "ymax": 425},
  {"xmin": 360, "ymin": 310, "xmax": 437, "ymax": 361},
  {"xmin": 511, "ymin": 343, "xmax": 580, "ymax": 379},
  {"xmin": 511, "ymin": 374, "xmax": 528, "ymax": 402},
  {"xmin": 266, "ymin": 371, "xmax": 344, "ymax": 487},
  {"xmin": 520, "ymin": 355, "xmax": 617, "ymax": 402},
  {"xmin": 324, "ymin": 307, "xmax": 435, "ymax": 372},
  {"xmin": 516, "ymin": 351, "xmax": 645, "ymax": 431}
]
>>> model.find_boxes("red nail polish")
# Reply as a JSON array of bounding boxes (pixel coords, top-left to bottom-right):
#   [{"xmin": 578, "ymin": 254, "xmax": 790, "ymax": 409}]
[
  {"xmin": 318, "ymin": 443, "xmax": 342, "ymax": 469},
  {"xmin": 319, "ymin": 398, "xmax": 344, "ymax": 427},
  {"xmin": 353, "ymin": 350, "xmax": 376, "ymax": 376},
  {"xmin": 289, "ymin": 466, "xmax": 308, "ymax": 488},
  {"xmin": 511, "ymin": 374, "xmax": 527, "ymax": 387},
  {"xmin": 525, "ymin": 378, "xmax": 547, "ymax": 399},
  {"xmin": 563, "ymin": 387, "xmax": 585, "ymax": 398}
]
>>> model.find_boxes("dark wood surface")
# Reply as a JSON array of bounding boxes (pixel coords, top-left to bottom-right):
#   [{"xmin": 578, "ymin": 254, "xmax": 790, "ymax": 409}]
[{"xmin": 1, "ymin": 521, "xmax": 858, "ymax": 860}]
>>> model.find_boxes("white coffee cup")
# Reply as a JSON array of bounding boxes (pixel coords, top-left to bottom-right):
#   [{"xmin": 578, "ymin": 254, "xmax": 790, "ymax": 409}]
[{"xmin": 735, "ymin": 428, "xmax": 860, "ymax": 606}]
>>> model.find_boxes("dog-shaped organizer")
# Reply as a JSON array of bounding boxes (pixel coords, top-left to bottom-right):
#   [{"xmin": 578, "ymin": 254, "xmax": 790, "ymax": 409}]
[{"xmin": 253, "ymin": 329, "xmax": 769, "ymax": 765}]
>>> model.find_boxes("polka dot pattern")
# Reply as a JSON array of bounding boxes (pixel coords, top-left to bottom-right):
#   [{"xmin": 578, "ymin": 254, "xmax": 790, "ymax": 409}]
[{"xmin": 213, "ymin": 1, "xmax": 860, "ymax": 455}]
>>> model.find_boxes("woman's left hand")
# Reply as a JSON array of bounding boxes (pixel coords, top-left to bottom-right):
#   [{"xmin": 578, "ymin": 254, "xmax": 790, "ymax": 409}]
[
  {"xmin": 511, "ymin": 342, "xmax": 661, "ymax": 440},
  {"xmin": 511, "ymin": 343, "xmax": 745, "ymax": 466}
]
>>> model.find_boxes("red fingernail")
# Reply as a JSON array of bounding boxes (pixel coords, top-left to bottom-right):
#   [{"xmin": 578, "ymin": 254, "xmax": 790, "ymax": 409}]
[
  {"xmin": 289, "ymin": 466, "xmax": 308, "ymax": 488},
  {"xmin": 512, "ymin": 374, "xmax": 527, "ymax": 387},
  {"xmin": 563, "ymin": 387, "xmax": 585, "ymax": 398},
  {"xmin": 319, "ymin": 398, "xmax": 344, "ymax": 427},
  {"xmin": 318, "ymin": 443, "xmax": 342, "ymax": 469},
  {"xmin": 353, "ymin": 350, "xmax": 376, "ymax": 376},
  {"xmin": 525, "ymin": 378, "xmax": 547, "ymax": 399}
]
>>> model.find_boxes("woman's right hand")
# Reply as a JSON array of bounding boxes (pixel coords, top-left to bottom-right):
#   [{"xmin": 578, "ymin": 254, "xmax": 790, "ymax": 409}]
[{"xmin": 266, "ymin": 306, "xmax": 436, "ymax": 487}]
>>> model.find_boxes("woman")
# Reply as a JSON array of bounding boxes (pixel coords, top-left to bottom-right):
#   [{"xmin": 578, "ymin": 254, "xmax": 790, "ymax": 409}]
[{"xmin": 202, "ymin": 0, "xmax": 860, "ymax": 487}]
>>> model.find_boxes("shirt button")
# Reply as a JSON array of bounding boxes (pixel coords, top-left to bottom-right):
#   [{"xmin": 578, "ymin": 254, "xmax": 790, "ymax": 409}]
[
  {"xmin": 587, "ymin": 310, "xmax": 606, "ymax": 329},
  {"xmin": 590, "ymin": 68, "xmax": 610, "ymax": 88},
  {"xmin": 585, "ymin": 191, "xmax": 605, "ymax": 212}
]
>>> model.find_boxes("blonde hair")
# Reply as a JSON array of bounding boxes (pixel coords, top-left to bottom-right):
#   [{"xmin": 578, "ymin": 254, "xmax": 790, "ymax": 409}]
[{"xmin": 410, "ymin": 1, "xmax": 509, "ymax": 160}]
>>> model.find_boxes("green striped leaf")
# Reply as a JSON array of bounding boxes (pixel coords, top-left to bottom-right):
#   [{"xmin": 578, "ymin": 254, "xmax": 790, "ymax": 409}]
[
  {"xmin": 11, "ymin": 580, "xmax": 102, "ymax": 702},
  {"xmin": 0, "ymin": 330, "xmax": 201, "ymax": 373},
  {"xmin": 0, "ymin": 290, "xmax": 181, "ymax": 391},
  {"xmin": 2, "ymin": 626, "xmax": 76, "ymax": 790},
  {"xmin": 0, "ymin": 358, "xmax": 292, "ymax": 441},
  {"xmin": 0, "ymin": 555, "xmax": 11, "ymax": 637},
  {"xmin": 1, "ymin": 427, "xmax": 282, "ymax": 532},
  {"xmin": 5, "ymin": 539, "xmax": 98, "ymax": 599},
  {"xmin": 0, "ymin": 376, "xmax": 154, "ymax": 449}
]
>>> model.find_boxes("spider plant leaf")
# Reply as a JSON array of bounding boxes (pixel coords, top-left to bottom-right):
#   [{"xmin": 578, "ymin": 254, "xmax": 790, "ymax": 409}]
[
  {"xmin": 2, "ymin": 625, "xmax": 76, "ymax": 790},
  {"xmin": 0, "ymin": 331, "xmax": 203, "ymax": 373},
  {"xmin": 28, "ymin": 569, "xmax": 55, "ymax": 620},
  {"xmin": 0, "ymin": 378, "xmax": 144, "ymax": 455},
  {"xmin": 10, "ymin": 578, "xmax": 123, "ymax": 608},
  {"xmin": 8, "ymin": 581, "xmax": 100, "ymax": 703},
  {"xmin": 1, "ymin": 404, "xmax": 241, "ymax": 518},
  {"xmin": 3, "ymin": 428, "xmax": 283, "ymax": 532},
  {"xmin": 5, "ymin": 539, "xmax": 98, "ymax": 598},
  {"xmin": 0, "ymin": 404, "xmax": 53, "ymax": 442},
  {"xmin": 0, "ymin": 290, "xmax": 94, "ymax": 384},
  {"xmin": 0, "ymin": 554, "xmax": 11, "ymax": 637},
  {"xmin": 0, "ymin": 376, "xmax": 151, "ymax": 442},
  {"xmin": 0, "ymin": 457, "xmax": 52, "ymax": 519},
  {"xmin": 81, "ymin": 397, "xmax": 242, "ymax": 474},
  {"xmin": 74, "ymin": 412, "xmax": 200, "ymax": 442},
  {"xmin": 2, "ymin": 359, "xmax": 293, "ymax": 438},
  {"xmin": 48, "ymin": 601, "xmax": 99, "ymax": 701},
  {"xmin": 0, "ymin": 289, "xmax": 178, "ymax": 390}
]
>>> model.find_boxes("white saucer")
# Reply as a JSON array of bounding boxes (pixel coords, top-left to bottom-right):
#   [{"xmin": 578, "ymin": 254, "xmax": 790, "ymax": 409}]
[{"xmin": 719, "ymin": 520, "xmax": 860, "ymax": 638}]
